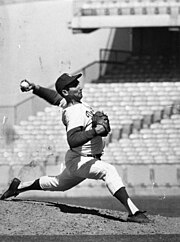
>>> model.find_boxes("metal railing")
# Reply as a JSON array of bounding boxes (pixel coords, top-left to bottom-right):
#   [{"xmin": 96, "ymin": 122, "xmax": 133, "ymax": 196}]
[
  {"xmin": 99, "ymin": 48, "xmax": 131, "ymax": 76},
  {"xmin": 0, "ymin": 49, "xmax": 130, "ymax": 125},
  {"xmin": 0, "ymin": 61, "xmax": 101, "ymax": 125}
]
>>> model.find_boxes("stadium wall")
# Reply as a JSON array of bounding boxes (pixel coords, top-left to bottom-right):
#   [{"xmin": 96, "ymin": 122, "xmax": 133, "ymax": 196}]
[{"xmin": 0, "ymin": 0, "xmax": 131, "ymax": 125}]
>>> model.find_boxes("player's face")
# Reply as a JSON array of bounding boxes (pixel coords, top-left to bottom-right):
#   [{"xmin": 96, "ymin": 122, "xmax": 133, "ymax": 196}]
[{"xmin": 65, "ymin": 80, "xmax": 83, "ymax": 101}]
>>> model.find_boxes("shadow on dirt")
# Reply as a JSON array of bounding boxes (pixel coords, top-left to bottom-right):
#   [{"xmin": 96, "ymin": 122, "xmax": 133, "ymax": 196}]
[
  {"xmin": 12, "ymin": 198, "xmax": 126, "ymax": 222},
  {"xmin": 50, "ymin": 203, "xmax": 125, "ymax": 221}
]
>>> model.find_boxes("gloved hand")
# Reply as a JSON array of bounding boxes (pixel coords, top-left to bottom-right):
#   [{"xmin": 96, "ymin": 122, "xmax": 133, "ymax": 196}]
[{"xmin": 92, "ymin": 111, "xmax": 111, "ymax": 137}]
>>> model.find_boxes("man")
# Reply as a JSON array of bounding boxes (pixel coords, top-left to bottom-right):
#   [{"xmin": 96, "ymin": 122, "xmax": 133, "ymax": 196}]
[{"xmin": 1, "ymin": 73, "xmax": 149, "ymax": 223}]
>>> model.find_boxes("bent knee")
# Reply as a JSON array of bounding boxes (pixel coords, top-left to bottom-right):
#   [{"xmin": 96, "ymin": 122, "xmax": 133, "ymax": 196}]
[
  {"xmin": 100, "ymin": 164, "xmax": 119, "ymax": 181},
  {"xmin": 39, "ymin": 176, "xmax": 61, "ymax": 191},
  {"xmin": 106, "ymin": 164, "xmax": 118, "ymax": 175}
]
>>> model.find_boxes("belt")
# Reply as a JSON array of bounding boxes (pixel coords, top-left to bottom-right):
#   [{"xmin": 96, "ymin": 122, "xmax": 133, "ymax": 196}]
[
  {"xmin": 70, "ymin": 149, "xmax": 102, "ymax": 160},
  {"xmin": 86, "ymin": 154, "xmax": 102, "ymax": 160}
]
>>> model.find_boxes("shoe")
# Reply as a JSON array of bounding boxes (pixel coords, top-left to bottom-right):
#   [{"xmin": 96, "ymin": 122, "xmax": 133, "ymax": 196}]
[
  {"xmin": 0, "ymin": 178, "xmax": 21, "ymax": 200},
  {"xmin": 127, "ymin": 211, "xmax": 149, "ymax": 223}
]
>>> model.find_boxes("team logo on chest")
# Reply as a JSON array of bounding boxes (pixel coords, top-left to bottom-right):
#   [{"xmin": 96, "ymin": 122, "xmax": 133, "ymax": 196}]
[{"xmin": 86, "ymin": 110, "xmax": 93, "ymax": 118}]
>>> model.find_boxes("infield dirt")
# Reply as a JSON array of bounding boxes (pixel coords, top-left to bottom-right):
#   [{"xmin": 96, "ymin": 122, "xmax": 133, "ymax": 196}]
[{"xmin": 0, "ymin": 198, "xmax": 180, "ymax": 236}]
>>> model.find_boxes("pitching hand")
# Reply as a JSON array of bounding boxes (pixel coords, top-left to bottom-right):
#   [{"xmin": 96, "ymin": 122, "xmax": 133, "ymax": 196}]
[{"xmin": 20, "ymin": 79, "xmax": 35, "ymax": 92}]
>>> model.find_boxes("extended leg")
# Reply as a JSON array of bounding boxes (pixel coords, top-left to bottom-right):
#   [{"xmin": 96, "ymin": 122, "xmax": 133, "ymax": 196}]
[
  {"xmin": 0, "ymin": 168, "xmax": 85, "ymax": 200},
  {"xmin": 0, "ymin": 178, "xmax": 43, "ymax": 200}
]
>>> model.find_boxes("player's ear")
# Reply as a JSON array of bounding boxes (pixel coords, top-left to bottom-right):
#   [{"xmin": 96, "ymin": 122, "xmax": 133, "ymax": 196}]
[{"xmin": 62, "ymin": 89, "xmax": 69, "ymax": 97}]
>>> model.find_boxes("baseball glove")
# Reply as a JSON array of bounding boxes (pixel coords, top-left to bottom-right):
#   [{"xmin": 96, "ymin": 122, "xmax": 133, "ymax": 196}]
[{"xmin": 92, "ymin": 111, "xmax": 111, "ymax": 137}]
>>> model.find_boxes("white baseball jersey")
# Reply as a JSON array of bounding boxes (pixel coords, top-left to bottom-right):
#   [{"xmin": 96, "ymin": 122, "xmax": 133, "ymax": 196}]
[
  {"xmin": 32, "ymin": 86, "xmax": 125, "ymax": 196},
  {"xmin": 62, "ymin": 102, "xmax": 105, "ymax": 155}
]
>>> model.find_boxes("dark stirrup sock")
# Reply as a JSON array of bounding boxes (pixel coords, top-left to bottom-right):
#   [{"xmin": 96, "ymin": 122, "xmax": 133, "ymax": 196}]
[
  {"xmin": 114, "ymin": 187, "xmax": 138, "ymax": 215},
  {"xmin": 18, "ymin": 179, "xmax": 42, "ymax": 193},
  {"xmin": 114, "ymin": 187, "xmax": 129, "ymax": 206}
]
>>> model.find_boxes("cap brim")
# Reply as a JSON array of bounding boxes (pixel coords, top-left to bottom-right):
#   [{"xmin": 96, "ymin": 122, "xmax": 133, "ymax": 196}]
[
  {"xmin": 73, "ymin": 73, "xmax": 82, "ymax": 80},
  {"xmin": 67, "ymin": 73, "xmax": 82, "ymax": 86}
]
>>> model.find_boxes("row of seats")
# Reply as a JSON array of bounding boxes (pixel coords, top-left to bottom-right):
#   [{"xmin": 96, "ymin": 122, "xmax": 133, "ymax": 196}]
[
  {"xmin": 104, "ymin": 113, "xmax": 180, "ymax": 164},
  {"xmin": 11, "ymin": 81, "xmax": 180, "ymax": 139},
  {"xmin": 0, "ymin": 106, "xmax": 68, "ymax": 164},
  {"xmin": 1, "ymin": 54, "xmax": 180, "ymax": 165},
  {"xmin": 99, "ymin": 55, "xmax": 180, "ymax": 81},
  {"xmin": 78, "ymin": 0, "xmax": 180, "ymax": 16},
  {"xmin": 0, "ymin": 81, "xmax": 180, "ymax": 165},
  {"xmin": 83, "ymin": 82, "xmax": 180, "ymax": 132}
]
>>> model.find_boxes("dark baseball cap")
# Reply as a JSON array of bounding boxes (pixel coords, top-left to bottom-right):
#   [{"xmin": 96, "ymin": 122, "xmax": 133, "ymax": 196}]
[{"xmin": 55, "ymin": 73, "xmax": 82, "ymax": 94}]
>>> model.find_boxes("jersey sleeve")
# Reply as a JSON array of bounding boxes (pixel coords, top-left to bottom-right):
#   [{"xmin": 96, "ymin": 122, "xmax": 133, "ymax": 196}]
[
  {"xmin": 33, "ymin": 86, "xmax": 62, "ymax": 106},
  {"xmin": 64, "ymin": 105, "xmax": 85, "ymax": 132}
]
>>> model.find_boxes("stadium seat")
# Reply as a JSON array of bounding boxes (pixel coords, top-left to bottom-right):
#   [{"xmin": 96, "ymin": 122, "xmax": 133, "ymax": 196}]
[
  {"xmin": 131, "ymin": 115, "xmax": 144, "ymax": 131},
  {"xmin": 119, "ymin": 0, "xmax": 131, "ymax": 15},
  {"xmin": 132, "ymin": 0, "xmax": 145, "ymax": 15},
  {"xmin": 158, "ymin": 0, "xmax": 169, "ymax": 14}
]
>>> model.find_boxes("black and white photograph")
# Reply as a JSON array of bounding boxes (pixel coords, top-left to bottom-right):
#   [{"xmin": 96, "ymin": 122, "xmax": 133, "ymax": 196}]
[{"xmin": 0, "ymin": 0, "xmax": 180, "ymax": 241}]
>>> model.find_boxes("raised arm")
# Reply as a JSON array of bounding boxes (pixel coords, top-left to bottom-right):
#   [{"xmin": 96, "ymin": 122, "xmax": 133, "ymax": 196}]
[{"xmin": 20, "ymin": 79, "xmax": 63, "ymax": 106}]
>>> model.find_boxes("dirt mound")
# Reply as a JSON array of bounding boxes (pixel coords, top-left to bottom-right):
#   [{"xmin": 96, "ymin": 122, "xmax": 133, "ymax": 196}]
[{"xmin": 0, "ymin": 199, "xmax": 180, "ymax": 235}]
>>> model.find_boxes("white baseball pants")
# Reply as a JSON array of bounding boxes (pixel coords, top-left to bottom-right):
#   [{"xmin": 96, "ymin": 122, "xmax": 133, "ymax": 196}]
[{"xmin": 39, "ymin": 150, "xmax": 124, "ymax": 195}]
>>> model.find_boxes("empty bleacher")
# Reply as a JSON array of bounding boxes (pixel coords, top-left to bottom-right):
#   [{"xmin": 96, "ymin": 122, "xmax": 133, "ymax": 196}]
[
  {"xmin": 108, "ymin": 113, "xmax": 180, "ymax": 165},
  {"xmin": 1, "ymin": 80, "xmax": 179, "ymax": 165},
  {"xmin": 1, "ymin": 54, "xmax": 180, "ymax": 191},
  {"xmin": 84, "ymin": 80, "xmax": 180, "ymax": 135},
  {"xmin": 0, "ymin": 106, "xmax": 68, "ymax": 168},
  {"xmin": 76, "ymin": 0, "xmax": 180, "ymax": 17},
  {"xmin": 98, "ymin": 55, "xmax": 180, "ymax": 82}
]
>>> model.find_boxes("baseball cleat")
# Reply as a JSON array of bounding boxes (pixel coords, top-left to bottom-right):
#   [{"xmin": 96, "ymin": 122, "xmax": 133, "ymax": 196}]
[
  {"xmin": 127, "ymin": 211, "xmax": 149, "ymax": 223},
  {"xmin": 0, "ymin": 178, "xmax": 21, "ymax": 200}
]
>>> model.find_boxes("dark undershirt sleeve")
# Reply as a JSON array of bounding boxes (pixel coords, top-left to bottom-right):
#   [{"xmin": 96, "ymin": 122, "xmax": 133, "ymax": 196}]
[
  {"xmin": 33, "ymin": 86, "xmax": 62, "ymax": 106},
  {"xmin": 67, "ymin": 126, "xmax": 97, "ymax": 148}
]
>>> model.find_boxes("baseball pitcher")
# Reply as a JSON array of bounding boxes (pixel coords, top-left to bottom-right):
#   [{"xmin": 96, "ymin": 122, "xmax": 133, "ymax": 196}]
[{"xmin": 1, "ymin": 73, "xmax": 149, "ymax": 223}]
